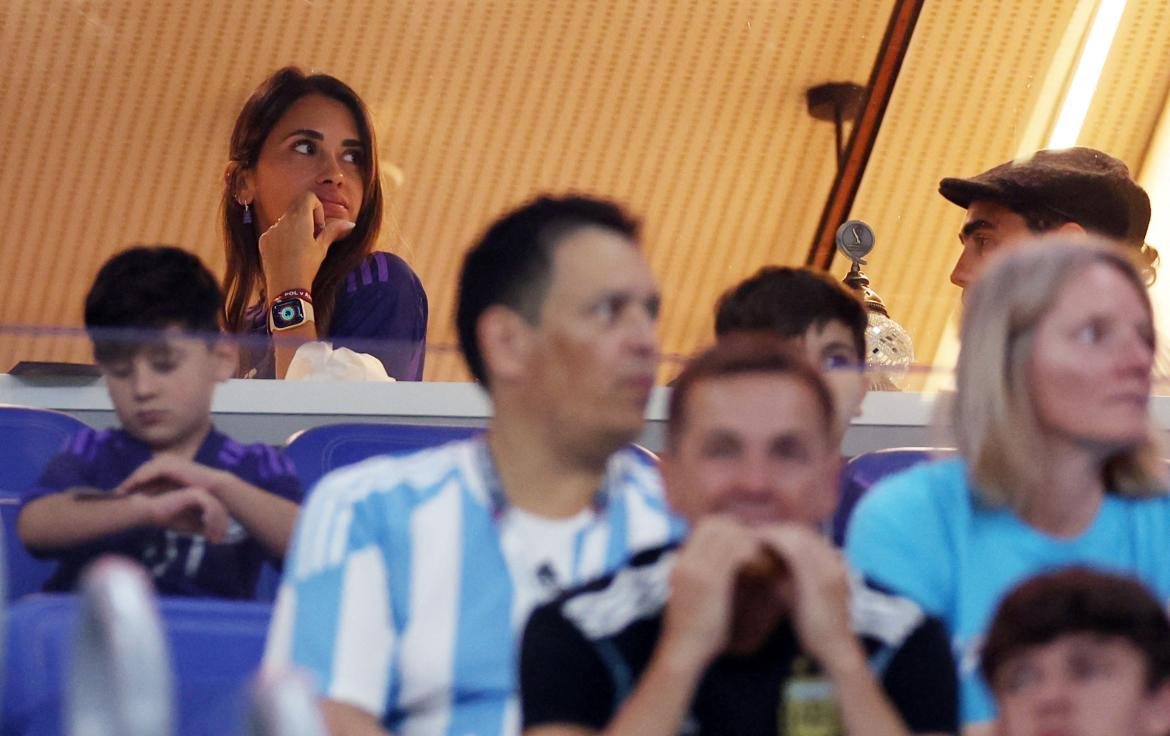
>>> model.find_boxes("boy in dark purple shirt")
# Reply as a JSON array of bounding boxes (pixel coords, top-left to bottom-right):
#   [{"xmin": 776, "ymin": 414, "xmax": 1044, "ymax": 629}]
[{"xmin": 18, "ymin": 246, "xmax": 303, "ymax": 599}]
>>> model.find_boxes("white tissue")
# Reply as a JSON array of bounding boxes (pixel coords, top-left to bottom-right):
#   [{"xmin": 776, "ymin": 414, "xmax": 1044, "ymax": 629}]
[{"xmin": 284, "ymin": 342, "xmax": 395, "ymax": 382}]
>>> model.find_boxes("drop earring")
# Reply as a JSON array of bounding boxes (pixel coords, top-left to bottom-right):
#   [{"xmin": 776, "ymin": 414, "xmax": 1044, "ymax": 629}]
[{"xmin": 242, "ymin": 202, "xmax": 253, "ymax": 225}]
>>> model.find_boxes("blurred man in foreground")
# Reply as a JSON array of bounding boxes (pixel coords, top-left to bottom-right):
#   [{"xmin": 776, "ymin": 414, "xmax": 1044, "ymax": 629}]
[{"xmin": 521, "ymin": 335, "xmax": 957, "ymax": 736}]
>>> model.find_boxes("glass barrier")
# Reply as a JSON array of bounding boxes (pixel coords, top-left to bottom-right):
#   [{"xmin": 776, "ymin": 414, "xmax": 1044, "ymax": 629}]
[
  {"xmin": 0, "ymin": 325, "xmax": 438, "ymax": 383},
  {"xmin": 2, "ymin": 323, "xmax": 1168, "ymax": 396},
  {"xmin": 0, "ymin": 326, "xmax": 1167, "ymax": 600}
]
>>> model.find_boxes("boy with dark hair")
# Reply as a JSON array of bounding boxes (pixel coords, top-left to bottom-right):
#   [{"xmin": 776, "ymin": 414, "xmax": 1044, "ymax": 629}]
[
  {"xmin": 715, "ymin": 266, "xmax": 867, "ymax": 355},
  {"xmin": 982, "ymin": 567, "xmax": 1170, "ymax": 736},
  {"xmin": 714, "ymin": 265, "xmax": 868, "ymax": 441},
  {"xmin": 18, "ymin": 246, "xmax": 302, "ymax": 598}
]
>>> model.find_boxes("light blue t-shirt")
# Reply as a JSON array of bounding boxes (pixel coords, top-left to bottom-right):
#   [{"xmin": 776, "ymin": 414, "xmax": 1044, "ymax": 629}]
[{"xmin": 845, "ymin": 457, "xmax": 1170, "ymax": 725}]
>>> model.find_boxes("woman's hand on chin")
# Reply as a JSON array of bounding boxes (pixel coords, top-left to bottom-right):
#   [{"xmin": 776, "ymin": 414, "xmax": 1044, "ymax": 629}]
[{"xmin": 259, "ymin": 190, "xmax": 355, "ymax": 292}]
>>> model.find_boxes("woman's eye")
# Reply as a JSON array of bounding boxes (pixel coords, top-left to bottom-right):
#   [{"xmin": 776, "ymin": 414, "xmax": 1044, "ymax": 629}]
[
  {"xmin": 342, "ymin": 149, "xmax": 364, "ymax": 165},
  {"xmin": 292, "ymin": 140, "xmax": 315, "ymax": 155},
  {"xmin": 645, "ymin": 296, "xmax": 661, "ymax": 321},
  {"xmin": 1139, "ymin": 325, "xmax": 1156, "ymax": 349},
  {"xmin": 700, "ymin": 438, "xmax": 739, "ymax": 459}
]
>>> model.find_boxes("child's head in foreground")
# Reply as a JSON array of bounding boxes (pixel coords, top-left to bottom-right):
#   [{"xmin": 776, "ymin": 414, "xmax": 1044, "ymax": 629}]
[
  {"xmin": 84, "ymin": 246, "xmax": 236, "ymax": 453},
  {"xmin": 981, "ymin": 566, "xmax": 1170, "ymax": 736}
]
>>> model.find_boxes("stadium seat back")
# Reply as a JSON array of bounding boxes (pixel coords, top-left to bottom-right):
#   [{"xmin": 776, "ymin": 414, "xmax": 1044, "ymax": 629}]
[
  {"xmin": 831, "ymin": 447, "xmax": 946, "ymax": 545},
  {"xmin": 254, "ymin": 423, "xmax": 481, "ymax": 601},
  {"xmin": 4, "ymin": 594, "xmax": 273, "ymax": 736},
  {"xmin": 0, "ymin": 406, "xmax": 90, "ymax": 601},
  {"xmin": 283, "ymin": 422, "xmax": 481, "ymax": 492}
]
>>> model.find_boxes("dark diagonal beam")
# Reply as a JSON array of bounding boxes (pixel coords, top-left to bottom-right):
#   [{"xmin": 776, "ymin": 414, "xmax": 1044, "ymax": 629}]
[{"xmin": 806, "ymin": 0, "xmax": 926, "ymax": 269}]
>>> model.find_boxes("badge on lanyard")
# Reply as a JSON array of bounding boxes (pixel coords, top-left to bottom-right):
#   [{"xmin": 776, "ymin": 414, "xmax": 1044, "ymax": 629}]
[{"xmin": 779, "ymin": 656, "xmax": 842, "ymax": 736}]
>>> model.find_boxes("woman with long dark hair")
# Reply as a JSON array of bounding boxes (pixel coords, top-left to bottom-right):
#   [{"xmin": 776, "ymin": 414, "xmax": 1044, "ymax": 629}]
[{"xmin": 223, "ymin": 66, "xmax": 427, "ymax": 379}]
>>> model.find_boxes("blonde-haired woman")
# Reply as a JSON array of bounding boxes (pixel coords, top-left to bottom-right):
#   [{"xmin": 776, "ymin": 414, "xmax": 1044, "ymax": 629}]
[{"xmin": 845, "ymin": 236, "xmax": 1169, "ymax": 734}]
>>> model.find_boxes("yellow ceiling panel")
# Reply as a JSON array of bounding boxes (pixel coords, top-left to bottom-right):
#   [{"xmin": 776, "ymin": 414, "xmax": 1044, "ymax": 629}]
[
  {"xmin": 847, "ymin": 1, "xmax": 1170, "ymax": 382},
  {"xmin": 1, "ymin": 1, "xmax": 1168, "ymax": 385}
]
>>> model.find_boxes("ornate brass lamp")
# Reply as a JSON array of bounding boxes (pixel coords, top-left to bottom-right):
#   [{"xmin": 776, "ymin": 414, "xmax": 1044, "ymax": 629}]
[{"xmin": 835, "ymin": 220, "xmax": 914, "ymax": 389}]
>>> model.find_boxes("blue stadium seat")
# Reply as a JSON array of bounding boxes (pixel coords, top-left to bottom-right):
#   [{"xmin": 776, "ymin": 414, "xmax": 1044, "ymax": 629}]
[
  {"xmin": 0, "ymin": 406, "xmax": 88, "ymax": 495},
  {"xmin": 254, "ymin": 422, "xmax": 482, "ymax": 601},
  {"xmin": 262, "ymin": 423, "xmax": 657, "ymax": 601},
  {"xmin": 830, "ymin": 447, "xmax": 947, "ymax": 546},
  {"xmin": 283, "ymin": 422, "xmax": 482, "ymax": 492},
  {"xmin": 0, "ymin": 499, "xmax": 55, "ymax": 603},
  {"xmin": 3, "ymin": 594, "xmax": 273, "ymax": 736},
  {"xmin": 0, "ymin": 406, "xmax": 90, "ymax": 601}
]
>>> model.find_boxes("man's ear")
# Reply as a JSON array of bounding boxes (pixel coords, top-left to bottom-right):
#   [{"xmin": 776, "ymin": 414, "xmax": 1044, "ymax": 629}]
[
  {"xmin": 211, "ymin": 338, "xmax": 240, "ymax": 382},
  {"xmin": 659, "ymin": 450, "xmax": 684, "ymax": 513},
  {"xmin": 477, "ymin": 306, "xmax": 534, "ymax": 385},
  {"xmin": 659, "ymin": 443, "xmax": 698, "ymax": 521},
  {"xmin": 1053, "ymin": 221, "xmax": 1088, "ymax": 239}
]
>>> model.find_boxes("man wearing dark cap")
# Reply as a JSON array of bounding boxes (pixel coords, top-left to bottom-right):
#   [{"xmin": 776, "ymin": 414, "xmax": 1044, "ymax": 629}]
[{"xmin": 940, "ymin": 146, "xmax": 1156, "ymax": 289}]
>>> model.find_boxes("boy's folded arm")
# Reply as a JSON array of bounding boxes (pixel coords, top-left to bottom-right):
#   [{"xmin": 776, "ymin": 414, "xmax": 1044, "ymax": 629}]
[
  {"xmin": 201, "ymin": 470, "xmax": 300, "ymax": 559},
  {"xmin": 118, "ymin": 455, "xmax": 300, "ymax": 559},
  {"xmin": 18, "ymin": 489, "xmax": 156, "ymax": 553}
]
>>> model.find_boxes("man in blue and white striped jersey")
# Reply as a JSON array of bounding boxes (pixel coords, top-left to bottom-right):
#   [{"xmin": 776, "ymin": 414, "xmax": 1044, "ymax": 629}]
[{"xmin": 263, "ymin": 195, "xmax": 685, "ymax": 736}]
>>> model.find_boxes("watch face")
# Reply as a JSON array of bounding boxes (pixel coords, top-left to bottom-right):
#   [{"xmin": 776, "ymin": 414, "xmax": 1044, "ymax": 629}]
[{"xmin": 271, "ymin": 298, "xmax": 306, "ymax": 329}]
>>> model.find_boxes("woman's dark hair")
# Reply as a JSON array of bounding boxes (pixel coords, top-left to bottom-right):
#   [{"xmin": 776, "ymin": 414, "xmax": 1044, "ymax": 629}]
[{"xmin": 222, "ymin": 66, "xmax": 384, "ymax": 338}]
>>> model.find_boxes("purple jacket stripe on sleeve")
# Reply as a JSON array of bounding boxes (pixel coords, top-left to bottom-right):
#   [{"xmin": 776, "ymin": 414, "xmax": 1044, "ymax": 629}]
[
  {"xmin": 263, "ymin": 445, "xmax": 285, "ymax": 477},
  {"xmin": 375, "ymin": 252, "xmax": 390, "ymax": 282},
  {"xmin": 69, "ymin": 431, "xmax": 90, "ymax": 455},
  {"xmin": 218, "ymin": 438, "xmax": 245, "ymax": 466}
]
